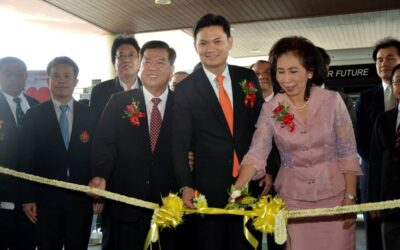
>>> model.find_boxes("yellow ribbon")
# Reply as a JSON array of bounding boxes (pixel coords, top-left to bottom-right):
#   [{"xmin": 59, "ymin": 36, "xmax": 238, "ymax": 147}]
[{"xmin": 4, "ymin": 166, "xmax": 400, "ymax": 248}]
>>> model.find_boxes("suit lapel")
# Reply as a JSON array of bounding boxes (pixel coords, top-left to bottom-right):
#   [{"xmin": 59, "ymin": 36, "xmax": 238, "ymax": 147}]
[
  {"xmin": 194, "ymin": 68, "xmax": 232, "ymax": 136},
  {"xmin": 0, "ymin": 92, "xmax": 17, "ymax": 130},
  {"xmin": 384, "ymin": 108, "xmax": 398, "ymax": 152},
  {"xmin": 44, "ymin": 100, "xmax": 68, "ymax": 152},
  {"xmin": 135, "ymin": 88, "xmax": 152, "ymax": 152},
  {"xmin": 230, "ymin": 65, "xmax": 245, "ymax": 138}
]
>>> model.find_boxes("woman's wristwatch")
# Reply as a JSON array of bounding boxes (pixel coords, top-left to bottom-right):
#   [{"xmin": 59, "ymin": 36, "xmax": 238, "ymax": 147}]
[{"xmin": 344, "ymin": 193, "xmax": 357, "ymax": 202}]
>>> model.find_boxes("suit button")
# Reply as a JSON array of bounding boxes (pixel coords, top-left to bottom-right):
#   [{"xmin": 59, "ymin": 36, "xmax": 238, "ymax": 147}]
[{"xmin": 145, "ymin": 181, "xmax": 150, "ymax": 185}]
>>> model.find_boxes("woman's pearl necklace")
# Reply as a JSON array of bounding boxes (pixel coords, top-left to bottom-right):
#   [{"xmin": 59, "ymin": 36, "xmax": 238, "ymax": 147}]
[{"xmin": 293, "ymin": 100, "xmax": 309, "ymax": 110}]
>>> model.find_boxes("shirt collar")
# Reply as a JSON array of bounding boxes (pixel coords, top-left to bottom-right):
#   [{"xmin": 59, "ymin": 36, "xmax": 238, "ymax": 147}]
[
  {"xmin": 203, "ymin": 65, "xmax": 229, "ymax": 86},
  {"xmin": 142, "ymin": 86, "xmax": 169, "ymax": 105},
  {"xmin": 1, "ymin": 90, "xmax": 25, "ymax": 102},
  {"xmin": 52, "ymin": 98, "xmax": 74, "ymax": 112},
  {"xmin": 382, "ymin": 80, "xmax": 391, "ymax": 91}
]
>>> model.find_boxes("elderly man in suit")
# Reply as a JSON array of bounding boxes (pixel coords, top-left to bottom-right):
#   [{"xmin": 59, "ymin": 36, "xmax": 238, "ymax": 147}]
[
  {"xmin": 89, "ymin": 40, "xmax": 182, "ymax": 250},
  {"xmin": 368, "ymin": 63, "xmax": 400, "ymax": 250},
  {"xmin": 172, "ymin": 14, "xmax": 266, "ymax": 250},
  {"xmin": 0, "ymin": 57, "xmax": 38, "ymax": 250},
  {"xmin": 356, "ymin": 37, "xmax": 400, "ymax": 250},
  {"xmin": 90, "ymin": 35, "xmax": 141, "ymax": 120},
  {"xmin": 20, "ymin": 57, "xmax": 96, "ymax": 250}
]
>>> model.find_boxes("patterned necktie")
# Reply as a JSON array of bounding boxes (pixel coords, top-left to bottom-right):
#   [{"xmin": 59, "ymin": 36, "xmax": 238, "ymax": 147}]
[
  {"xmin": 150, "ymin": 98, "xmax": 162, "ymax": 152},
  {"xmin": 59, "ymin": 104, "xmax": 69, "ymax": 149},
  {"xmin": 13, "ymin": 97, "xmax": 25, "ymax": 128},
  {"xmin": 216, "ymin": 75, "xmax": 240, "ymax": 177},
  {"xmin": 395, "ymin": 125, "xmax": 400, "ymax": 150}
]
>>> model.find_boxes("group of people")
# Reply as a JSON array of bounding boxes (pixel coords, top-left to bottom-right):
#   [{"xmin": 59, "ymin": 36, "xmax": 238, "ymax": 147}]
[{"xmin": 0, "ymin": 12, "xmax": 400, "ymax": 250}]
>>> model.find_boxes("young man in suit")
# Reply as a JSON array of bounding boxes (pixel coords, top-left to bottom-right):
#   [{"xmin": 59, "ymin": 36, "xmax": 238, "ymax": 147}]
[
  {"xmin": 0, "ymin": 57, "xmax": 38, "ymax": 250},
  {"xmin": 356, "ymin": 37, "xmax": 400, "ymax": 250},
  {"xmin": 172, "ymin": 14, "xmax": 265, "ymax": 250},
  {"xmin": 90, "ymin": 35, "xmax": 142, "ymax": 120},
  {"xmin": 368, "ymin": 63, "xmax": 400, "ymax": 250},
  {"xmin": 19, "ymin": 57, "xmax": 96, "ymax": 250},
  {"xmin": 89, "ymin": 41, "xmax": 181, "ymax": 250}
]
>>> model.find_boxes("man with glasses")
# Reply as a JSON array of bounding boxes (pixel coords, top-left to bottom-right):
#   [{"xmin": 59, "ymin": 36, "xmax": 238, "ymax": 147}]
[{"xmin": 90, "ymin": 35, "xmax": 142, "ymax": 120}]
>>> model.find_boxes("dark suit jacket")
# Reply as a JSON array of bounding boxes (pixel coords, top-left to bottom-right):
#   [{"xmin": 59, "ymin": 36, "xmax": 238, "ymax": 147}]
[
  {"xmin": 0, "ymin": 92, "xmax": 38, "ymax": 202},
  {"xmin": 367, "ymin": 107, "xmax": 400, "ymax": 216},
  {"xmin": 90, "ymin": 77, "xmax": 142, "ymax": 120},
  {"xmin": 92, "ymin": 87, "xmax": 177, "ymax": 221},
  {"xmin": 19, "ymin": 100, "xmax": 96, "ymax": 207},
  {"xmin": 172, "ymin": 65, "xmax": 264, "ymax": 208},
  {"xmin": 355, "ymin": 84, "xmax": 384, "ymax": 161}
]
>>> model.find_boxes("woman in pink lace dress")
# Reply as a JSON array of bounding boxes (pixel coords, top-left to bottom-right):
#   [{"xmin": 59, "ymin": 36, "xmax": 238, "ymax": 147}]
[{"xmin": 235, "ymin": 37, "xmax": 362, "ymax": 250}]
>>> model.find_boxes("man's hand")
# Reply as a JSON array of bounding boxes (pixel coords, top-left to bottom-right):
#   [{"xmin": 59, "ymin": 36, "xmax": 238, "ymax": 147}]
[
  {"xmin": 259, "ymin": 174, "xmax": 273, "ymax": 196},
  {"xmin": 188, "ymin": 152, "xmax": 194, "ymax": 171},
  {"xmin": 182, "ymin": 187, "xmax": 195, "ymax": 209},
  {"xmin": 22, "ymin": 203, "xmax": 37, "ymax": 224},
  {"xmin": 88, "ymin": 177, "xmax": 106, "ymax": 198},
  {"xmin": 93, "ymin": 201, "xmax": 104, "ymax": 214},
  {"xmin": 341, "ymin": 198, "xmax": 356, "ymax": 229}
]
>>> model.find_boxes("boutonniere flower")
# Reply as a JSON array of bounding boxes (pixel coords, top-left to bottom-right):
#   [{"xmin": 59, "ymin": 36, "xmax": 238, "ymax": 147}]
[
  {"xmin": 272, "ymin": 102, "xmax": 295, "ymax": 132},
  {"xmin": 123, "ymin": 100, "xmax": 145, "ymax": 127},
  {"xmin": 225, "ymin": 184, "xmax": 258, "ymax": 210},
  {"xmin": 239, "ymin": 79, "xmax": 257, "ymax": 108},
  {"xmin": 193, "ymin": 190, "xmax": 208, "ymax": 209}
]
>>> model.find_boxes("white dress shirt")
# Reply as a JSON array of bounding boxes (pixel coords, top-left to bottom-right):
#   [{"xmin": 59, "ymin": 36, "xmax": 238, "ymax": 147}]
[
  {"xmin": 383, "ymin": 81, "xmax": 396, "ymax": 111},
  {"xmin": 52, "ymin": 98, "xmax": 74, "ymax": 139},
  {"xmin": 120, "ymin": 78, "xmax": 139, "ymax": 91},
  {"xmin": 203, "ymin": 65, "xmax": 234, "ymax": 109},
  {"xmin": 1, "ymin": 91, "xmax": 31, "ymax": 124},
  {"xmin": 142, "ymin": 86, "xmax": 169, "ymax": 133}
]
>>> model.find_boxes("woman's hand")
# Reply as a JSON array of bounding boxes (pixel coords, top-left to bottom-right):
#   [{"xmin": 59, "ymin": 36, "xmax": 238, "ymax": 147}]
[{"xmin": 341, "ymin": 198, "xmax": 356, "ymax": 229}]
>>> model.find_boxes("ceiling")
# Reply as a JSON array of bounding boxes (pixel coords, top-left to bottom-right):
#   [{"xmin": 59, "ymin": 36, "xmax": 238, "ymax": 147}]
[{"xmin": 18, "ymin": 0, "xmax": 400, "ymax": 59}]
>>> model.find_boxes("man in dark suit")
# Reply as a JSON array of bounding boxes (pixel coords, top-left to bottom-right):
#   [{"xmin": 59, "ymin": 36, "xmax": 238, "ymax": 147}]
[
  {"xmin": 368, "ymin": 63, "xmax": 400, "ymax": 250},
  {"xmin": 0, "ymin": 57, "xmax": 38, "ymax": 250},
  {"xmin": 90, "ymin": 35, "xmax": 142, "ymax": 120},
  {"xmin": 89, "ymin": 41, "xmax": 181, "ymax": 250},
  {"xmin": 172, "ymin": 14, "xmax": 265, "ymax": 250},
  {"xmin": 19, "ymin": 57, "xmax": 96, "ymax": 250},
  {"xmin": 356, "ymin": 37, "xmax": 400, "ymax": 250},
  {"xmin": 317, "ymin": 47, "xmax": 357, "ymax": 132}
]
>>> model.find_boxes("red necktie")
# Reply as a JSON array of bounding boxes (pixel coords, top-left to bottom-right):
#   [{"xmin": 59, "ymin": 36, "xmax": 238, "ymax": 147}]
[
  {"xmin": 150, "ymin": 98, "xmax": 162, "ymax": 152},
  {"xmin": 216, "ymin": 75, "xmax": 240, "ymax": 177}
]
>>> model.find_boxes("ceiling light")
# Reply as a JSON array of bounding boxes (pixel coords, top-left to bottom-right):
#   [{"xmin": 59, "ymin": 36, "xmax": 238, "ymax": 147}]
[{"xmin": 155, "ymin": 0, "xmax": 171, "ymax": 4}]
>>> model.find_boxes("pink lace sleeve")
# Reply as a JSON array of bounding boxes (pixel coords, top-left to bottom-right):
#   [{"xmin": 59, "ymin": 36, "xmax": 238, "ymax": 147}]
[
  {"xmin": 241, "ymin": 103, "xmax": 273, "ymax": 180},
  {"xmin": 334, "ymin": 93, "xmax": 362, "ymax": 175}
]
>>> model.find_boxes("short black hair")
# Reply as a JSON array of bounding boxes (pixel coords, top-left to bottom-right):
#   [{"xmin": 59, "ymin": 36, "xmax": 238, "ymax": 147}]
[
  {"xmin": 391, "ymin": 64, "xmax": 400, "ymax": 84},
  {"xmin": 173, "ymin": 71, "xmax": 189, "ymax": 77},
  {"xmin": 250, "ymin": 60, "xmax": 270, "ymax": 70},
  {"xmin": 140, "ymin": 40, "xmax": 176, "ymax": 65},
  {"xmin": 193, "ymin": 13, "xmax": 231, "ymax": 41},
  {"xmin": 372, "ymin": 37, "xmax": 400, "ymax": 62},
  {"xmin": 269, "ymin": 36, "xmax": 326, "ymax": 101},
  {"xmin": 111, "ymin": 35, "xmax": 140, "ymax": 64},
  {"xmin": 47, "ymin": 57, "xmax": 79, "ymax": 77},
  {"xmin": 0, "ymin": 57, "xmax": 27, "ymax": 72},
  {"xmin": 316, "ymin": 47, "xmax": 331, "ymax": 65}
]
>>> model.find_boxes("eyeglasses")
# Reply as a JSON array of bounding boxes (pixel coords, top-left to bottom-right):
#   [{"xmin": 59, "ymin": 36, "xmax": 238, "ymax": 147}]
[{"xmin": 116, "ymin": 53, "xmax": 138, "ymax": 61}]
